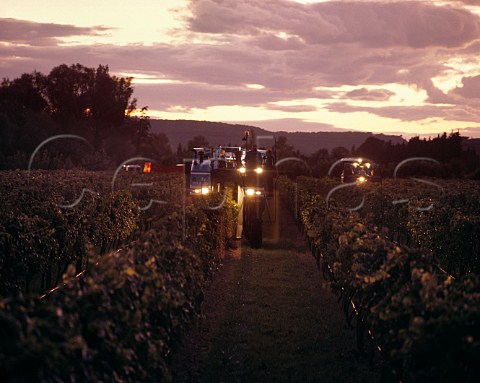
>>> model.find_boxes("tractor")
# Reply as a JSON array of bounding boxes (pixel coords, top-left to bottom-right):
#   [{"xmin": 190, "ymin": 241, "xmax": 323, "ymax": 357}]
[
  {"xmin": 340, "ymin": 157, "xmax": 381, "ymax": 183},
  {"xmin": 186, "ymin": 131, "xmax": 276, "ymax": 248},
  {"xmin": 237, "ymin": 143, "xmax": 273, "ymax": 248}
]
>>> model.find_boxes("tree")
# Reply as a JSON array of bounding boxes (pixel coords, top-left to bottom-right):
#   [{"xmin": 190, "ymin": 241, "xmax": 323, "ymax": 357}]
[
  {"xmin": 44, "ymin": 63, "xmax": 137, "ymax": 146},
  {"xmin": 273, "ymin": 136, "xmax": 309, "ymax": 177},
  {"xmin": 130, "ymin": 107, "xmax": 150, "ymax": 155},
  {"xmin": 307, "ymin": 148, "xmax": 330, "ymax": 176},
  {"xmin": 143, "ymin": 133, "xmax": 175, "ymax": 165},
  {"xmin": 356, "ymin": 137, "xmax": 386, "ymax": 162},
  {"xmin": 0, "ymin": 63, "xmax": 141, "ymax": 169},
  {"xmin": 274, "ymin": 135, "xmax": 299, "ymax": 159},
  {"xmin": 330, "ymin": 146, "xmax": 350, "ymax": 159},
  {"xmin": 0, "ymin": 73, "xmax": 47, "ymax": 117},
  {"xmin": 90, "ymin": 65, "xmax": 136, "ymax": 144},
  {"xmin": 46, "ymin": 63, "xmax": 95, "ymax": 124},
  {"xmin": 0, "ymin": 73, "xmax": 51, "ymax": 155},
  {"xmin": 187, "ymin": 135, "xmax": 210, "ymax": 149}
]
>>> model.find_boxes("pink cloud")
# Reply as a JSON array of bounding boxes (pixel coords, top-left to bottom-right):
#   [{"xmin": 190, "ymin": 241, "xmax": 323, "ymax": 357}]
[
  {"xmin": 453, "ymin": 75, "xmax": 480, "ymax": 99},
  {"xmin": 265, "ymin": 104, "xmax": 318, "ymax": 113},
  {"xmin": 188, "ymin": 0, "xmax": 480, "ymax": 48},
  {"xmin": 0, "ymin": 18, "xmax": 109, "ymax": 46},
  {"xmin": 328, "ymin": 101, "xmax": 480, "ymax": 123},
  {"xmin": 344, "ymin": 87, "xmax": 394, "ymax": 101}
]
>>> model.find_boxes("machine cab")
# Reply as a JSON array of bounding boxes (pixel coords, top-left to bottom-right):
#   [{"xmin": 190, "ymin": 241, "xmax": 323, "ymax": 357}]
[
  {"xmin": 212, "ymin": 146, "xmax": 243, "ymax": 170},
  {"xmin": 189, "ymin": 147, "xmax": 213, "ymax": 195}
]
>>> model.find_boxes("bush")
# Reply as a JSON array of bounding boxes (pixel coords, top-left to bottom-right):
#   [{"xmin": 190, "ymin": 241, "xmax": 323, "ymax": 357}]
[{"xmin": 0, "ymin": 182, "xmax": 237, "ymax": 382}]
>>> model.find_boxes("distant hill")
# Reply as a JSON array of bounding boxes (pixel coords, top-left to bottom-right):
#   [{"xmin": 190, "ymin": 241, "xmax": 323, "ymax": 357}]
[{"xmin": 150, "ymin": 119, "xmax": 406, "ymax": 156}]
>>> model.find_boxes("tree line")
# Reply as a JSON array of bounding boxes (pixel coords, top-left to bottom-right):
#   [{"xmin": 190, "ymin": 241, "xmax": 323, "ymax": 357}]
[
  {"xmin": 0, "ymin": 63, "xmax": 176, "ymax": 170},
  {"xmin": 353, "ymin": 133, "xmax": 479, "ymax": 178},
  {"xmin": 271, "ymin": 132, "xmax": 478, "ymax": 178}
]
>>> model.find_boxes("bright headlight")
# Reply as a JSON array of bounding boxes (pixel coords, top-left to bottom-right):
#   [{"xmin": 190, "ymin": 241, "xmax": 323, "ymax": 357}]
[
  {"xmin": 255, "ymin": 167, "xmax": 263, "ymax": 174},
  {"xmin": 246, "ymin": 188, "xmax": 255, "ymax": 196},
  {"xmin": 238, "ymin": 167, "xmax": 246, "ymax": 174},
  {"xmin": 357, "ymin": 176, "xmax": 366, "ymax": 183},
  {"xmin": 194, "ymin": 189, "xmax": 201, "ymax": 194},
  {"xmin": 201, "ymin": 187, "xmax": 209, "ymax": 195}
]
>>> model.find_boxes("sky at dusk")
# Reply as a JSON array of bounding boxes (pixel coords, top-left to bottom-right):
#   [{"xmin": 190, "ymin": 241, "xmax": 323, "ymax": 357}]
[{"xmin": 1, "ymin": 0, "xmax": 480, "ymax": 138}]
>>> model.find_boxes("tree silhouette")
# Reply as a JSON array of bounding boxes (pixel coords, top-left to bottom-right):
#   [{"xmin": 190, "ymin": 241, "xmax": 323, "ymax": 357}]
[
  {"xmin": 356, "ymin": 132, "xmax": 477, "ymax": 177},
  {"xmin": 187, "ymin": 135, "xmax": 210, "ymax": 149},
  {"xmin": 331, "ymin": 146, "xmax": 350, "ymax": 159},
  {"xmin": 90, "ymin": 65, "xmax": 136, "ymax": 144},
  {"xmin": 0, "ymin": 63, "xmax": 141, "ymax": 169}
]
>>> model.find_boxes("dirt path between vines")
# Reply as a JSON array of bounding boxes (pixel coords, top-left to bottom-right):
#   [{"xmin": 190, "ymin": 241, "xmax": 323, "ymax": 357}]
[{"xmin": 171, "ymin": 199, "xmax": 380, "ymax": 383}]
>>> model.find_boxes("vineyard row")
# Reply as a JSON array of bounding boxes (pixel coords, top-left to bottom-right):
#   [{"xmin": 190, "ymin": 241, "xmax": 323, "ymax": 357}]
[
  {"xmin": 278, "ymin": 176, "xmax": 480, "ymax": 383},
  {"xmin": 0, "ymin": 171, "xmax": 237, "ymax": 382}
]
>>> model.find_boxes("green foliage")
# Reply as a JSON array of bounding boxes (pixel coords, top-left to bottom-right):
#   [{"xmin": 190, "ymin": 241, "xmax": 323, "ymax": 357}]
[
  {"xmin": 0, "ymin": 171, "xmax": 190, "ymax": 296},
  {"xmin": 0, "ymin": 171, "xmax": 142, "ymax": 296},
  {"xmin": 279, "ymin": 175, "xmax": 480, "ymax": 382},
  {"xmin": 0, "ymin": 172, "xmax": 237, "ymax": 382}
]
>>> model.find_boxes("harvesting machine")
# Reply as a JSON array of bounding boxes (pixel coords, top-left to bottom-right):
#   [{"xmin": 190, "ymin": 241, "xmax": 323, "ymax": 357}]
[
  {"xmin": 186, "ymin": 131, "xmax": 276, "ymax": 248},
  {"xmin": 339, "ymin": 157, "xmax": 381, "ymax": 183}
]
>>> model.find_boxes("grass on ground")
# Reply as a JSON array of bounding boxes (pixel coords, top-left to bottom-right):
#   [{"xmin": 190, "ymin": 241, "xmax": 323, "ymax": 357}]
[{"xmin": 195, "ymin": 210, "xmax": 379, "ymax": 382}]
